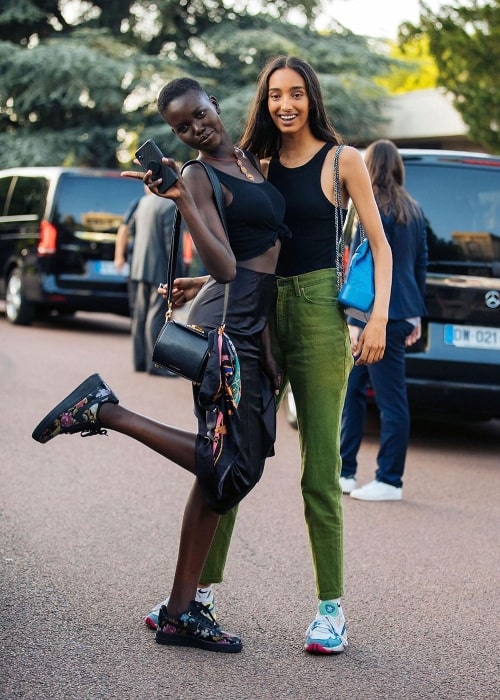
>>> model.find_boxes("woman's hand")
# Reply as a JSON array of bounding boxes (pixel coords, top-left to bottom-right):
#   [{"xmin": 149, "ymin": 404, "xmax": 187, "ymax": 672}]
[
  {"xmin": 260, "ymin": 323, "xmax": 283, "ymax": 393},
  {"xmin": 351, "ymin": 316, "xmax": 386, "ymax": 365},
  {"xmin": 122, "ymin": 158, "xmax": 183, "ymax": 200},
  {"xmin": 262, "ymin": 353, "xmax": 283, "ymax": 394},
  {"xmin": 157, "ymin": 276, "xmax": 208, "ymax": 306},
  {"xmin": 405, "ymin": 321, "xmax": 421, "ymax": 347}
]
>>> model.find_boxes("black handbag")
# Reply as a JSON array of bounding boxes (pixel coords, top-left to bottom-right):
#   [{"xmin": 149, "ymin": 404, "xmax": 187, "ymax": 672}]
[
  {"xmin": 153, "ymin": 318, "xmax": 209, "ymax": 383},
  {"xmin": 152, "ymin": 161, "xmax": 230, "ymax": 382},
  {"xmin": 333, "ymin": 145, "xmax": 375, "ymax": 322}
]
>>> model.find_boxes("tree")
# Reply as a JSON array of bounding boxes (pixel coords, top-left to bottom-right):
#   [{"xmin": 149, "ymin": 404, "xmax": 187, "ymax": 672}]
[
  {"xmin": 0, "ymin": 0, "xmax": 397, "ymax": 168},
  {"xmin": 379, "ymin": 36, "xmax": 438, "ymax": 94},
  {"xmin": 399, "ymin": 0, "xmax": 500, "ymax": 153}
]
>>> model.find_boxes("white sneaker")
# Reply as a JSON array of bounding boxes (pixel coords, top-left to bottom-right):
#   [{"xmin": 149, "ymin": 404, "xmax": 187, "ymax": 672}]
[
  {"xmin": 350, "ymin": 480, "xmax": 402, "ymax": 501},
  {"xmin": 144, "ymin": 586, "xmax": 215, "ymax": 630},
  {"xmin": 339, "ymin": 476, "xmax": 357, "ymax": 494},
  {"xmin": 304, "ymin": 601, "xmax": 348, "ymax": 655}
]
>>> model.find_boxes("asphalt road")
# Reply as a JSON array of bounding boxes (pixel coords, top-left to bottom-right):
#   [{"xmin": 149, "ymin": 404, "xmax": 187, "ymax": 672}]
[{"xmin": 1, "ymin": 309, "xmax": 499, "ymax": 700}]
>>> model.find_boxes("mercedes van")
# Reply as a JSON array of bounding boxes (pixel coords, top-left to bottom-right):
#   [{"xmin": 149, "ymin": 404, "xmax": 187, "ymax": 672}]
[
  {"xmin": 284, "ymin": 149, "xmax": 500, "ymax": 421},
  {"xmin": 0, "ymin": 167, "xmax": 144, "ymax": 324}
]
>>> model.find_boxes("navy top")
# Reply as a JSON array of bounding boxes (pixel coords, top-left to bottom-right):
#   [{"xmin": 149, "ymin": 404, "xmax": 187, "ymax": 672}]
[
  {"xmin": 208, "ymin": 164, "xmax": 290, "ymax": 262},
  {"xmin": 268, "ymin": 143, "xmax": 346, "ymax": 276}
]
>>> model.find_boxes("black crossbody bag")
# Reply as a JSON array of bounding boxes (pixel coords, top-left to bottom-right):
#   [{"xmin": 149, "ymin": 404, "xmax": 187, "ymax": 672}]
[{"xmin": 152, "ymin": 161, "xmax": 231, "ymax": 383}]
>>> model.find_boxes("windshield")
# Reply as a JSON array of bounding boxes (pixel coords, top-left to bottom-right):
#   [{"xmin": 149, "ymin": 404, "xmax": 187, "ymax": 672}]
[
  {"xmin": 404, "ymin": 162, "xmax": 500, "ymax": 264},
  {"xmin": 53, "ymin": 174, "xmax": 142, "ymax": 236}
]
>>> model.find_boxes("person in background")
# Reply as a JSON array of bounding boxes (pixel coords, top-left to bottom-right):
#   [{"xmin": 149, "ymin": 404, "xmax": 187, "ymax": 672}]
[
  {"xmin": 182, "ymin": 230, "xmax": 193, "ymax": 276},
  {"xmin": 128, "ymin": 187, "xmax": 177, "ymax": 376},
  {"xmin": 114, "ymin": 196, "xmax": 140, "ymax": 315},
  {"xmin": 340, "ymin": 139, "xmax": 428, "ymax": 501},
  {"xmin": 145, "ymin": 56, "xmax": 393, "ymax": 656}
]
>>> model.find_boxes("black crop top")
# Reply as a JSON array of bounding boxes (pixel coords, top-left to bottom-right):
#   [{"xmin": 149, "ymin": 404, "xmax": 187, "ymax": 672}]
[
  {"xmin": 268, "ymin": 143, "xmax": 347, "ymax": 277},
  {"xmin": 208, "ymin": 162, "xmax": 290, "ymax": 262}
]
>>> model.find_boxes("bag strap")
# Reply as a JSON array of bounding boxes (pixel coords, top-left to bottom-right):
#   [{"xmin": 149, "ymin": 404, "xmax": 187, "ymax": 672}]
[
  {"xmin": 333, "ymin": 145, "xmax": 346, "ymax": 290},
  {"xmin": 333, "ymin": 145, "xmax": 367, "ymax": 290},
  {"xmin": 164, "ymin": 160, "xmax": 230, "ymax": 324}
]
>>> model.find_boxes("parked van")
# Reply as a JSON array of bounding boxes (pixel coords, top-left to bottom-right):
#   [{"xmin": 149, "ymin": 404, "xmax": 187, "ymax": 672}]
[
  {"xmin": 284, "ymin": 149, "xmax": 500, "ymax": 422},
  {"xmin": 0, "ymin": 167, "xmax": 144, "ymax": 324},
  {"xmin": 402, "ymin": 150, "xmax": 500, "ymax": 419}
]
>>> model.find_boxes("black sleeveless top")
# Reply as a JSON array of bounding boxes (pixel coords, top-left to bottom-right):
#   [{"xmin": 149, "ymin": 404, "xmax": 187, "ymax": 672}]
[
  {"xmin": 268, "ymin": 143, "xmax": 346, "ymax": 276},
  {"xmin": 209, "ymin": 163, "xmax": 290, "ymax": 262}
]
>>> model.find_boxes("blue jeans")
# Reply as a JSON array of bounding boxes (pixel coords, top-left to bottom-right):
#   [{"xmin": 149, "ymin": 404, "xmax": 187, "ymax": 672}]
[{"xmin": 340, "ymin": 319, "xmax": 414, "ymax": 488}]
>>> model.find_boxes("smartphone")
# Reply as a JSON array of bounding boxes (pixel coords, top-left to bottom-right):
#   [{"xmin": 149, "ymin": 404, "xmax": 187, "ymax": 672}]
[{"xmin": 135, "ymin": 139, "xmax": 178, "ymax": 193}]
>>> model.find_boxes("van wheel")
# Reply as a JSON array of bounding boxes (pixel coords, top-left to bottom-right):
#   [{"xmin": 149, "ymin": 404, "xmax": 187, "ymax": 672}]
[
  {"xmin": 5, "ymin": 268, "xmax": 36, "ymax": 325},
  {"xmin": 284, "ymin": 387, "xmax": 298, "ymax": 430}
]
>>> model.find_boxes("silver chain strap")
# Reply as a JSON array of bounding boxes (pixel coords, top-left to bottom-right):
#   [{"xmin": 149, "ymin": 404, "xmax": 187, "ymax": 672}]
[
  {"xmin": 333, "ymin": 145, "xmax": 345, "ymax": 290},
  {"xmin": 333, "ymin": 145, "xmax": 367, "ymax": 290}
]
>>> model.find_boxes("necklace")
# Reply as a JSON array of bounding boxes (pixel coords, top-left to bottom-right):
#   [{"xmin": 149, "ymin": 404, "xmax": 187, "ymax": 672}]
[{"xmin": 204, "ymin": 147, "xmax": 255, "ymax": 181}]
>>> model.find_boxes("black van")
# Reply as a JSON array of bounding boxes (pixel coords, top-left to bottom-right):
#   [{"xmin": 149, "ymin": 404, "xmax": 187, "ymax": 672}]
[
  {"xmin": 402, "ymin": 150, "xmax": 500, "ymax": 420},
  {"xmin": 284, "ymin": 149, "xmax": 500, "ymax": 422},
  {"xmin": 0, "ymin": 167, "xmax": 144, "ymax": 324}
]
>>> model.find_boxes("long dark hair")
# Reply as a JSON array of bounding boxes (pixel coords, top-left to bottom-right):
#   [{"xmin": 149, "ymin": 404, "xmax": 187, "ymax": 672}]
[
  {"xmin": 239, "ymin": 55, "xmax": 343, "ymax": 159},
  {"xmin": 365, "ymin": 140, "xmax": 421, "ymax": 225}
]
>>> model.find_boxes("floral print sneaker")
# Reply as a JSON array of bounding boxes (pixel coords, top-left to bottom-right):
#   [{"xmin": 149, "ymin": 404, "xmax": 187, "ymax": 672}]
[
  {"xmin": 32, "ymin": 374, "xmax": 118, "ymax": 444},
  {"xmin": 155, "ymin": 600, "xmax": 242, "ymax": 653}
]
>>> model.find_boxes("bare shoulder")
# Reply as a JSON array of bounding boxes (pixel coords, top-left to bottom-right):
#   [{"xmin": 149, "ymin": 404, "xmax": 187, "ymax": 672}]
[
  {"xmin": 321, "ymin": 143, "xmax": 361, "ymax": 170},
  {"xmin": 338, "ymin": 145, "xmax": 364, "ymax": 168},
  {"xmin": 181, "ymin": 161, "xmax": 214, "ymax": 199},
  {"xmin": 338, "ymin": 146, "xmax": 369, "ymax": 185}
]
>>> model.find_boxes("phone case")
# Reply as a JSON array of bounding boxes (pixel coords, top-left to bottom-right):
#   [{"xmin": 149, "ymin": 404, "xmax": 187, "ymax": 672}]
[{"xmin": 135, "ymin": 140, "xmax": 178, "ymax": 193}]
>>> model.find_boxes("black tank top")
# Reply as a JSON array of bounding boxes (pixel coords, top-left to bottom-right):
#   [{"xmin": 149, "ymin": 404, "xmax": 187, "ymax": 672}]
[
  {"xmin": 209, "ymin": 163, "xmax": 290, "ymax": 262},
  {"xmin": 268, "ymin": 143, "xmax": 346, "ymax": 276}
]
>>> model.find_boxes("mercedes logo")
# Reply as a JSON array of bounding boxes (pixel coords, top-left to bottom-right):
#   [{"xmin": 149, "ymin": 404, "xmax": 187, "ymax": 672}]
[{"xmin": 485, "ymin": 290, "xmax": 500, "ymax": 309}]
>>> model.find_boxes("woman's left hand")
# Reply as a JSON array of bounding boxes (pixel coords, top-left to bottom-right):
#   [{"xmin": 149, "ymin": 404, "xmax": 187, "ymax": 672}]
[
  {"xmin": 352, "ymin": 316, "xmax": 386, "ymax": 365},
  {"xmin": 122, "ymin": 158, "xmax": 183, "ymax": 200},
  {"xmin": 262, "ymin": 354, "xmax": 283, "ymax": 394},
  {"xmin": 405, "ymin": 322, "xmax": 421, "ymax": 347}
]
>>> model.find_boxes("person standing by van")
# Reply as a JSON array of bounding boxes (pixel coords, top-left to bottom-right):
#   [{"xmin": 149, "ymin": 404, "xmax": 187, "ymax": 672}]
[
  {"xmin": 114, "ymin": 195, "xmax": 140, "ymax": 316},
  {"xmin": 340, "ymin": 139, "xmax": 428, "ymax": 501},
  {"xmin": 128, "ymin": 187, "xmax": 177, "ymax": 375}
]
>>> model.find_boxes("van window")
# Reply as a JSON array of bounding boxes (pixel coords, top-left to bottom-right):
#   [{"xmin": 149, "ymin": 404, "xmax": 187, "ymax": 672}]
[
  {"xmin": 404, "ymin": 163, "xmax": 500, "ymax": 263},
  {"xmin": 53, "ymin": 174, "xmax": 143, "ymax": 234},
  {"xmin": 8, "ymin": 176, "xmax": 48, "ymax": 219}
]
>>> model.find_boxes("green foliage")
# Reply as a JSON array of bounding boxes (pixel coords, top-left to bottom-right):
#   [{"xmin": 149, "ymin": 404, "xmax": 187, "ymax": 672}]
[
  {"xmin": 379, "ymin": 36, "xmax": 438, "ymax": 94},
  {"xmin": 0, "ymin": 0, "xmax": 397, "ymax": 167},
  {"xmin": 399, "ymin": 0, "xmax": 500, "ymax": 153}
]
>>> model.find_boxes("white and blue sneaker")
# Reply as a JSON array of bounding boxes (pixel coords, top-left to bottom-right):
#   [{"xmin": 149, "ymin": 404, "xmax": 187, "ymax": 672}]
[
  {"xmin": 145, "ymin": 586, "xmax": 215, "ymax": 630},
  {"xmin": 304, "ymin": 600, "xmax": 348, "ymax": 654}
]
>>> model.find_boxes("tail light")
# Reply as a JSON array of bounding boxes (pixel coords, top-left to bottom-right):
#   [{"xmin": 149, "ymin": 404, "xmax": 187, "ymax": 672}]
[{"xmin": 38, "ymin": 220, "xmax": 57, "ymax": 255}]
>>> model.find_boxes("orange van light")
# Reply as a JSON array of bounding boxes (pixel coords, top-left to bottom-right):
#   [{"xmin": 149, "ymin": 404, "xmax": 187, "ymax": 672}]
[{"xmin": 38, "ymin": 220, "xmax": 58, "ymax": 255}]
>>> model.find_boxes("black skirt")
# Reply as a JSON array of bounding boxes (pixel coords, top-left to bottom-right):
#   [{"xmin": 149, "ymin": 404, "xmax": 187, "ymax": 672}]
[{"xmin": 187, "ymin": 266, "xmax": 276, "ymax": 513}]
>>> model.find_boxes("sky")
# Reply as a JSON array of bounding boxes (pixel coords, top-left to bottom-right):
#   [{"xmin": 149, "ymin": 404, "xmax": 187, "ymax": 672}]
[{"xmin": 319, "ymin": 0, "xmax": 446, "ymax": 39}]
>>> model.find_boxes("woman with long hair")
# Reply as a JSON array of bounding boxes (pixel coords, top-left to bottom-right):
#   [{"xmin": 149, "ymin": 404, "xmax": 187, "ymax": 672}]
[
  {"xmin": 146, "ymin": 57, "xmax": 393, "ymax": 655},
  {"xmin": 340, "ymin": 139, "xmax": 428, "ymax": 501}
]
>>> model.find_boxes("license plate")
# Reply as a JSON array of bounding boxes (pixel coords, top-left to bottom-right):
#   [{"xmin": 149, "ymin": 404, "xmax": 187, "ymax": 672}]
[
  {"xmin": 93, "ymin": 261, "xmax": 129, "ymax": 276},
  {"xmin": 444, "ymin": 324, "xmax": 500, "ymax": 349}
]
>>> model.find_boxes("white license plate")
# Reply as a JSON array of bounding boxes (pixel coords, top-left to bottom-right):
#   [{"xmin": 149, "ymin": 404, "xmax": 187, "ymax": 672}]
[
  {"xmin": 93, "ymin": 261, "xmax": 129, "ymax": 276},
  {"xmin": 444, "ymin": 324, "xmax": 500, "ymax": 349}
]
